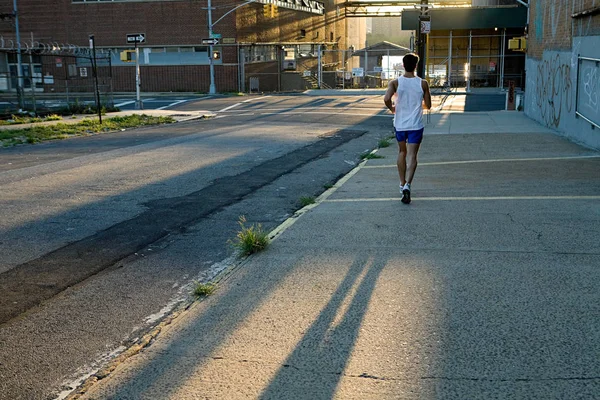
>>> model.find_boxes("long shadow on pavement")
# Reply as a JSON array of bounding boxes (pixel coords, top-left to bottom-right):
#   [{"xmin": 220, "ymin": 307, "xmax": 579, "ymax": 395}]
[
  {"xmin": 94, "ymin": 252, "xmax": 387, "ymax": 399},
  {"xmin": 258, "ymin": 254, "xmax": 388, "ymax": 400}
]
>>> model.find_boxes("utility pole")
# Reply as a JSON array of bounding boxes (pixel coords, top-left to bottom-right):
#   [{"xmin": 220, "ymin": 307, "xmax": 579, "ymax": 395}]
[
  {"xmin": 89, "ymin": 35, "xmax": 102, "ymax": 124},
  {"xmin": 13, "ymin": 0, "xmax": 24, "ymax": 111},
  {"xmin": 207, "ymin": 0, "xmax": 216, "ymax": 95},
  {"xmin": 134, "ymin": 39, "xmax": 142, "ymax": 109},
  {"xmin": 204, "ymin": 0, "xmax": 258, "ymax": 95},
  {"xmin": 417, "ymin": 0, "xmax": 430, "ymax": 79}
]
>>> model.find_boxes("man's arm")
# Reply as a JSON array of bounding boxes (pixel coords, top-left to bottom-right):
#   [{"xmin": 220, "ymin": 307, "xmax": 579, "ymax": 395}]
[
  {"xmin": 422, "ymin": 79, "xmax": 432, "ymax": 109},
  {"xmin": 383, "ymin": 79, "xmax": 397, "ymax": 113}
]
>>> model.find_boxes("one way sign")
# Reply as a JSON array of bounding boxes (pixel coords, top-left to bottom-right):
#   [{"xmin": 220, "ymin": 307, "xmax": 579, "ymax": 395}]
[{"xmin": 126, "ymin": 33, "xmax": 146, "ymax": 44}]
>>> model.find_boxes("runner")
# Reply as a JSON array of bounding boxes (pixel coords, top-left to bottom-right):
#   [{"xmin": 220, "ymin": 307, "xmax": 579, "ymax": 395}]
[{"xmin": 383, "ymin": 53, "xmax": 432, "ymax": 204}]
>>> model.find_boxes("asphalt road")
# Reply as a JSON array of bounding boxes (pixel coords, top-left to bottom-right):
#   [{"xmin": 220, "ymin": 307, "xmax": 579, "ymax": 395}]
[
  {"xmin": 0, "ymin": 91, "xmax": 508, "ymax": 399},
  {"xmin": 0, "ymin": 94, "xmax": 390, "ymax": 400},
  {"xmin": 77, "ymin": 107, "xmax": 600, "ymax": 399}
]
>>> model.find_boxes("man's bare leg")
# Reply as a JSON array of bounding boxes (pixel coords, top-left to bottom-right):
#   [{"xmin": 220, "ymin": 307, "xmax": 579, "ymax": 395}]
[
  {"xmin": 397, "ymin": 141, "xmax": 407, "ymax": 188},
  {"xmin": 400, "ymin": 143, "xmax": 420, "ymax": 204},
  {"xmin": 405, "ymin": 143, "xmax": 421, "ymax": 184}
]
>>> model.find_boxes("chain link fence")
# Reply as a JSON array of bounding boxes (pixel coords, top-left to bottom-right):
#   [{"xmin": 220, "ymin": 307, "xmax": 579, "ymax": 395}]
[
  {"xmin": 1, "ymin": 47, "xmax": 113, "ymax": 116},
  {"xmin": 427, "ymin": 32, "xmax": 526, "ymax": 91}
]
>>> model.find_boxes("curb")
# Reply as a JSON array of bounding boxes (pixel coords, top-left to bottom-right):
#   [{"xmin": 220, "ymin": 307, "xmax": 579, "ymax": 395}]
[{"xmin": 63, "ymin": 143, "xmax": 375, "ymax": 400}]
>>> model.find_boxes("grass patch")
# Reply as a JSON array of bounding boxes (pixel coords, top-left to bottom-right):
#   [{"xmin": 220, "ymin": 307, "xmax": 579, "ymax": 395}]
[
  {"xmin": 230, "ymin": 216, "xmax": 269, "ymax": 257},
  {"xmin": 299, "ymin": 196, "xmax": 316, "ymax": 207},
  {"xmin": 46, "ymin": 114, "xmax": 63, "ymax": 121},
  {"xmin": 324, "ymin": 183, "xmax": 334, "ymax": 189},
  {"xmin": 360, "ymin": 152, "xmax": 385, "ymax": 160},
  {"xmin": 193, "ymin": 282, "xmax": 216, "ymax": 297},
  {"xmin": 0, "ymin": 114, "xmax": 175, "ymax": 145},
  {"xmin": 378, "ymin": 139, "xmax": 390, "ymax": 148}
]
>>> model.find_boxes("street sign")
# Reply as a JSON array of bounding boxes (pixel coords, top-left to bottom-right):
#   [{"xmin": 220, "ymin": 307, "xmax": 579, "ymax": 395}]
[
  {"xmin": 210, "ymin": 33, "xmax": 222, "ymax": 39},
  {"xmin": 126, "ymin": 33, "xmax": 146, "ymax": 44},
  {"xmin": 352, "ymin": 67, "xmax": 364, "ymax": 77},
  {"xmin": 202, "ymin": 38, "xmax": 219, "ymax": 45}
]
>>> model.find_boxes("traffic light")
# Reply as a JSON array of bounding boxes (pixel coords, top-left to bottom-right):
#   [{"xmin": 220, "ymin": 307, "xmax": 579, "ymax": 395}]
[
  {"xmin": 212, "ymin": 50, "xmax": 221, "ymax": 60},
  {"xmin": 263, "ymin": 4, "xmax": 278, "ymax": 18},
  {"xmin": 120, "ymin": 50, "xmax": 135, "ymax": 62}
]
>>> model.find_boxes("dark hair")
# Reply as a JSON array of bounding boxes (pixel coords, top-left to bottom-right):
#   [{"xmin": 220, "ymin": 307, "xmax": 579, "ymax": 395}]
[{"xmin": 403, "ymin": 53, "xmax": 420, "ymax": 73}]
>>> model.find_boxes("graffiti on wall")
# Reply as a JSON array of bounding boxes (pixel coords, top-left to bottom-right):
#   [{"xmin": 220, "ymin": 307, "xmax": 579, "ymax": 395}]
[
  {"xmin": 577, "ymin": 58, "xmax": 600, "ymax": 126},
  {"xmin": 535, "ymin": 54, "xmax": 573, "ymax": 128}
]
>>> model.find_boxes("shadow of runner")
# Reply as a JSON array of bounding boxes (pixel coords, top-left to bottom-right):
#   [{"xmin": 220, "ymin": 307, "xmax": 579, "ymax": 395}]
[{"xmin": 258, "ymin": 254, "xmax": 388, "ymax": 400}]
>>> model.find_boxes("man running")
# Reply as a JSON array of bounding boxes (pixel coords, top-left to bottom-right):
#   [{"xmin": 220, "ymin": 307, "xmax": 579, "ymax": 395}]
[{"xmin": 383, "ymin": 53, "xmax": 431, "ymax": 204}]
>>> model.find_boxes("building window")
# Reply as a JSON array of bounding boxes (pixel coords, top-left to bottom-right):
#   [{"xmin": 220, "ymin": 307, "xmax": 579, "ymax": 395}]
[
  {"xmin": 300, "ymin": 29, "xmax": 306, "ymax": 38},
  {"xmin": 105, "ymin": 46, "xmax": 211, "ymax": 66},
  {"xmin": 330, "ymin": 32, "xmax": 334, "ymax": 41},
  {"xmin": 244, "ymin": 45, "xmax": 278, "ymax": 63}
]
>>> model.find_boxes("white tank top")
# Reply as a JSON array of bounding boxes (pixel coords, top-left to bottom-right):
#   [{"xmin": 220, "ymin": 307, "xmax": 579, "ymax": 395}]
[{"xmin": 393, "ymin": 76, "xmax": 424, "ymax": 131}]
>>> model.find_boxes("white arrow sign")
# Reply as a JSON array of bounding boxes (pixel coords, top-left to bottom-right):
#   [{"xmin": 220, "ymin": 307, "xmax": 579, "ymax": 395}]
[
  {"xmin": 202, "ymin": 38, "xmax": 219, "ymax": 45},
  {"xmin": 126, "ymin": 33, "xmax": 146, "ymax": 44}
]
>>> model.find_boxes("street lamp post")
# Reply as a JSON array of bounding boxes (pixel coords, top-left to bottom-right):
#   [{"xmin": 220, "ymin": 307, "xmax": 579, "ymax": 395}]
[
  {"xmin": 13, "ymin": 0, "xmax": 24, "ymax": 111},
  {"xmin": 205, "ymin": 0, "xmax": 257, "ymax": 95},
  {"xmin": 207, "ymin": 0, "xmax": 216, "ymax": 95}
]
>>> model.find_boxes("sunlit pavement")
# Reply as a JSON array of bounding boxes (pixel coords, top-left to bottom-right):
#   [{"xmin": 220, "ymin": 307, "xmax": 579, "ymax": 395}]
[{"xmin": 81, "ymin": 112, "xmax": 600, "ymax": 399}]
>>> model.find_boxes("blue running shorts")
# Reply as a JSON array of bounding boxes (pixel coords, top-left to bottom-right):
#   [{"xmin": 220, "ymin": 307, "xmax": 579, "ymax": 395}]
[{"xmin": 395, "ymin": 128, "xmax": 424, "ymax": 144}]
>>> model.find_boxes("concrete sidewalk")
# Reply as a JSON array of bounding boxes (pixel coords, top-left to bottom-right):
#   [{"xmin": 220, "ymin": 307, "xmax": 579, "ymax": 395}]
[{"xmin": 80, "ymin": 118, "xmax": 600, "ymax": 399}]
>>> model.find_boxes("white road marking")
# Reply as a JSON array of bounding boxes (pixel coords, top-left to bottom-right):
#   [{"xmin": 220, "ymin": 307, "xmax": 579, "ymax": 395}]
[
  {"xmin": 218, "ymin": 103, "xmax": 242, "ymax": 112},
  {"xmin": 324, "ymin": 196, "xmax": 600, "ymax": 203},
  {"xmin": 217, "ymin": 96, "xmax": 278, "ymax": 112},
  {"xmin": 114, "ymin": 100, "xmax": 136, "ymax": 107},
  {"xmin": 242, "ymin": 95, "xmax": 271, "ymax": 103},
  {"xmin": 218, "ymin": 106, "xmax": 386, "ymax": 112},
  {"xmin": 157, "ymin": 99, "xmax": 189, "ymax": 110},
  {"xmin": 363, "ymin": 155, "xmax": 600, "ymax": 168},
  {"xmin": 252, "ymin": 111, "xmax": 387, "ymax": 118}
]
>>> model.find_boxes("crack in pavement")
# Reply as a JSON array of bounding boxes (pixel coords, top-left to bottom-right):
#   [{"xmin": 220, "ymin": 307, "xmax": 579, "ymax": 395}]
[
  {"xmin": 0, "ymin": 129, "xmax": 366, "ymax": 326},
  {"xmin": 507, "ymin": 212, "xmax": 544, "ymax": 240},
  {"xmin": 205, "ymin": 356, "xmax": 600, "ymax": 383}
]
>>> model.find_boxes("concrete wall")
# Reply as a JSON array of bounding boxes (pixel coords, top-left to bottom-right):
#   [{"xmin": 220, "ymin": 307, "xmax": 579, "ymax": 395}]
[{"xmin": 525, "ymin": 0, "xmax": 600, "ymax": 149}]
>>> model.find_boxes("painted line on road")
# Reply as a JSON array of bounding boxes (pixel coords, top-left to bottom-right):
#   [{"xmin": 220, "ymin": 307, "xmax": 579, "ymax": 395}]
[
  {"xmin": 255, "ymin": 111, "xmax": 388, "ymax": 118},
  {"xmin": 218, "ymin": 103, "xmax": 242, "ymax": 112},
  {"xmin": 242, "ymin": 95, "xmax": 272, "ymax": 103},
  {"xmin": 114, "ymin": 100, "xmax": 136, "ymax": 107},
  {"xmin": 157, "ymin": 99, "xmax": 189, "ymax": 110},
  {"xmin": 218, "ymin": 106, "xmax": 386, "ymax": 112},
  {"xmin": 217, "ymin": 95, "xmax": 274, "ymax": 112},
  {"xmin": 324, "ymin": 195, "xmax": 600, "ymax": 203},
  {"xmin": 363, "ymin": 155, "xmax": 600, "ymax": 168}
]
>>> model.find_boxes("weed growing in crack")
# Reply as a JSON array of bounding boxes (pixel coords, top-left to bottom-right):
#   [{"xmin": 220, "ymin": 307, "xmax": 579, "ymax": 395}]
[
  {"xmin": 194, "ymin": 282, "xmax": 216, "ymax": 297},
  {"xmin": 230, "ymin": 215, "xmax": 269, "ymax": 257},
  {"xmin": 378, "ymin": 139, "xmax": 390, "ymax": 148},
  {"xmin": 300, "ymin": 196, "xmax": 316, "ymax": 207},
  {"xmin": 360, "ymin": 152, "xmax": 384, "ymax": 160}
]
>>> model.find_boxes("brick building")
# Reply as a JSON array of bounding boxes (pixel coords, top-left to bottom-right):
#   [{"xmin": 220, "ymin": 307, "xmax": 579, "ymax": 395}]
[
  {"xmin": 0, "ymin": 0, "xmax": 366, "ymax": 94},
  {"xmin": 525, "ymin": 0, "xmax": 600, "ymax": 149}
]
